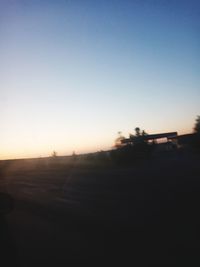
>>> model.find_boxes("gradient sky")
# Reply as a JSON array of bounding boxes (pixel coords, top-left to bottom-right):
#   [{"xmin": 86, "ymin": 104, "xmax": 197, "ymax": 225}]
[{"xmin": 1, "ymin": 0, "xmax": 200, "ymax": 159}]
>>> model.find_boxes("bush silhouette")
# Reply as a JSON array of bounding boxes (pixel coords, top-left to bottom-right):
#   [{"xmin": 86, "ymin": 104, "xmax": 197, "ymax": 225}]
[
  {"xmin": 193, "ymin": 116, "xmax": 200, "ymax": 151},
  {"xmin": 111, "ymin": 127, "xmax": 152, "ymax": 165}
]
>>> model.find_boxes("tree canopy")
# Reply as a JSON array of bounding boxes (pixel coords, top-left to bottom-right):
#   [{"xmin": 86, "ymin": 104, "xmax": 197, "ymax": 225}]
[{"xmin": 194, "ymin": 116, "xmax": 200, "ymax": 135}]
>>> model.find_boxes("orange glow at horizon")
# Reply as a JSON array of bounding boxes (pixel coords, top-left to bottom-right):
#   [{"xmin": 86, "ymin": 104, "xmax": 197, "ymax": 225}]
[{"xmin": 0, "ymin": 124, "xmax": 194, "ymax": 160}]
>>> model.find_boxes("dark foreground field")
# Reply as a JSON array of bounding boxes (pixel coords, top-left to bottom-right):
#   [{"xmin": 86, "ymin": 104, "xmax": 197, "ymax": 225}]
[{"xmin": 0, "ymin": 151, "xmax": 200, "ymax": 266}]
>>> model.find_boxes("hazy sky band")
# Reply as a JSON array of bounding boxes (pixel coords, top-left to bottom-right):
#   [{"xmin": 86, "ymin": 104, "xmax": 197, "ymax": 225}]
[{"xmin": 0, "ymin": 0, "xmax": 199, "ymax": 159}]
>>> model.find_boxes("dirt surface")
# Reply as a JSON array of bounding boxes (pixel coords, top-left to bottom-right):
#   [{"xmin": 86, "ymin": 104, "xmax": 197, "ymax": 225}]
[{"xmin": 0, "ymin": 152, "xmax": 200, "ymax": 266}]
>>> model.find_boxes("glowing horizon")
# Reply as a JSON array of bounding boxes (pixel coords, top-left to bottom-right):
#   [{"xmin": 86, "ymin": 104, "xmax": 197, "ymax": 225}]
[
  {"xmin": 1, "ymin": 1, "xmax": 199, "ymax": 160},
  {"xmin": 0, "ymin": 127, "xmax": 194, "ymax": 160}
]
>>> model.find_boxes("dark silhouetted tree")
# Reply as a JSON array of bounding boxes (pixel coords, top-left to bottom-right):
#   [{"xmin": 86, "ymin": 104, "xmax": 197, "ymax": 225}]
[
  {"xmin": 142, "ymin": 130, "xmax": 147, "ymax": 136},
  {"xmin": 72, "ymin": 151, "xmax": 77, "ymax": 161},
  {"xmin": 115, "ymin": 131, "xmax": 125, "ymax": 148},
  {"xmin": 128, "ymin": 127, "xmax": 148, "ymax": 145},
  {"xmin": 194, "ymin": 116, "xmax": 200, "ymax": 135},
  {"xmin": 52, "ymin": 151, "xmax": 57, "ymax": 158},
  {"xmin": 135, "ymin": 127, "xmax": 141, "ymax": 137}
]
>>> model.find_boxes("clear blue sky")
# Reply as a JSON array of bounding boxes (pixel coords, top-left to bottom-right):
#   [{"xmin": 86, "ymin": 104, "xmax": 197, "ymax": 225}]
[{"xmin": 1, "ymin": 0, "xmax": 199, "ymax": 159}]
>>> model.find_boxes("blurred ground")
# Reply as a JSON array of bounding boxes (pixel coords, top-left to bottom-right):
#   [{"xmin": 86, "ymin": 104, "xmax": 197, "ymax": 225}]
[{"xmin": 0, "ymin": 151, "xmax": 200, "ymax": 266}]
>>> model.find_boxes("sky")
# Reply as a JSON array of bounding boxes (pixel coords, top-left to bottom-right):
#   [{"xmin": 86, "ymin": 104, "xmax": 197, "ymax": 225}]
[{"xmin": 0, "ymin": 0, "xmax": 200, "ymax": 159}]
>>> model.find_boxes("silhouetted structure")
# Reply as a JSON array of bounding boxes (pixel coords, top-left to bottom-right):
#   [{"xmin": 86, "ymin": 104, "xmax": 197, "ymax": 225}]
[
  {"xmin": 122, "ymin": 132, "xmax": 178, "ymax": 145},
  {"xmin": 176, "ymin": 133, "xmax": 200, "ymax": 152}
]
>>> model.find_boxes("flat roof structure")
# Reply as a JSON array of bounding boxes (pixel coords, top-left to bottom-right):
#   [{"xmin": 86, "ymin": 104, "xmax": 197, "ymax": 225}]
[
  {"xmin": 121, "ymin": 132, "xmax": 178, "ymax": 144},
  {"xmin": 143, "ymin": 132, "xmax": 177, "ymax": 141}
]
